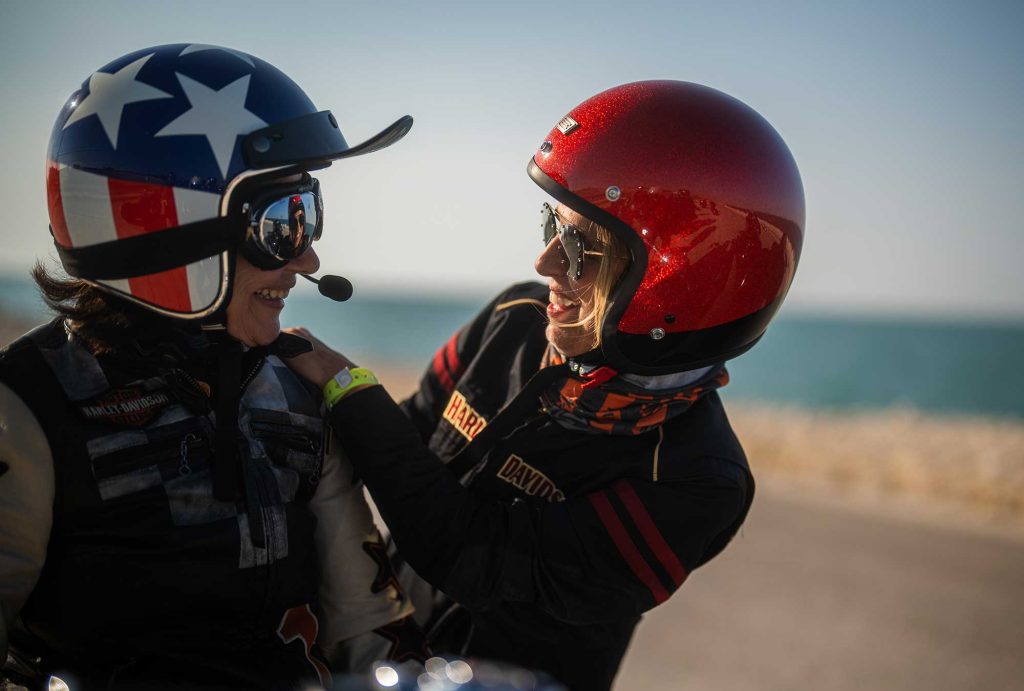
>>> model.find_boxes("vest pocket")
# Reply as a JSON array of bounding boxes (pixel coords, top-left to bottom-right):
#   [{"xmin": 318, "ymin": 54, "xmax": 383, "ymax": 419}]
[
  {"xmin": 247, "ymin": 409, "xmax": 324, "ymax": 487},
  {"xmin": 88, "ymin": 419, "xmax": 212, "ymax": 501}
]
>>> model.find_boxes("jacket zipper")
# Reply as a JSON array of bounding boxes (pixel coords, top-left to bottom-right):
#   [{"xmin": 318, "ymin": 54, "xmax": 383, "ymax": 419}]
[
  {"xmin": 249, "ymin": 420, "xmax": 320, "ymax": 454},
  {"xmin": 240, "ymin": 358, "xmax": 266, "ymax": 394}
]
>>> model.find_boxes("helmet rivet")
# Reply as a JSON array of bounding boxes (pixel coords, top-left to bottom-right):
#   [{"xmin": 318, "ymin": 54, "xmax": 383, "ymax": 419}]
[
  {"xmin": 650, "ymin": 328, "xmax": 666, "ymax": 340},
  {"xmin": 539, "ymin": 141, "xmax": 553, "ymax": 153},
  {"xmin": 664, "ymin": 314, "xmax": 676, "ymax": 324},
  {"xmin": 605, "ymin": 186, "xmax": 621, "ymax": 201},
  {"xmin": 252, "ymin": 136, "xmax": 271, "ymax": 153}
]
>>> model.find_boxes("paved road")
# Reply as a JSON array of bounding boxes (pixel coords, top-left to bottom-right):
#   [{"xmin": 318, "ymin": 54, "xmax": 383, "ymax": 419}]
[{"xmin": 616, "ymin": 483, "xmax": 1024, "ymax": 690}]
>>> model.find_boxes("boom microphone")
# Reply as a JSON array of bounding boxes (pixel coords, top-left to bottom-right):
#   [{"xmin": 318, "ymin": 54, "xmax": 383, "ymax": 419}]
[{"xmin": 301, "ymin": 274, "xmax": 354, "ymax": 302}]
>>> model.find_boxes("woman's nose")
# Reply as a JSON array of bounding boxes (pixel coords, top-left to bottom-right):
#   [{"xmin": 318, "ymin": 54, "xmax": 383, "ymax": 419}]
[
  {"xmin": 534, "ymin": 238, "xmax": 567, "ymax": 278},
  {"xmin": 289, "ymin": 245, "xmax": 321, "ymax": 275}
]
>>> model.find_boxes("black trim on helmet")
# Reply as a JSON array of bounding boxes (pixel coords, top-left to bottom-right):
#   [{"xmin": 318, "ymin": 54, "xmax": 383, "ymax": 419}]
[
  {"xmin": 529, "ymin": 158, "xmax": 648, "ymax": 372},
  {"xmin": 53, "ymin": 217, "xmax": 238, "ymax": 281},
  {"xmin": 616, "ymin": 309, "xmax": 770, "ymax": 371},
  {"xmin": 242, "ymin": 112, "xmax": 414, "ymax": 169},
  {"xmin": 527, "ymin": 157, "xmax": 776, "ymax": 375}
]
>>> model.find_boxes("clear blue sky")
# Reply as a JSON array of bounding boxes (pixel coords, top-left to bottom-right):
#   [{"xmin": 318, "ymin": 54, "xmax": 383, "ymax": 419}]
[{"xmin": 2, "ymin": 0, "xmax": 1021, "ymax": 318}]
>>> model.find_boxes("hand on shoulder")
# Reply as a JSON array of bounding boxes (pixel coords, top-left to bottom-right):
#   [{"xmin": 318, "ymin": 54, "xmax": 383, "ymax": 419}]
[{"xmin": 281, "ymin": 327, "xmax": 356, "ymax": 388}]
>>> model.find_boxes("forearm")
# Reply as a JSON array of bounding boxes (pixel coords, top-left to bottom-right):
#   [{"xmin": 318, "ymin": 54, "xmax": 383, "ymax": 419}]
[
  {"xmin": 326, "ymin": 387, "xmax": 749, "ymax": 626},
  {"xmin": 328, "ymin": 386, "xmax": 507, "ymax": 607}
]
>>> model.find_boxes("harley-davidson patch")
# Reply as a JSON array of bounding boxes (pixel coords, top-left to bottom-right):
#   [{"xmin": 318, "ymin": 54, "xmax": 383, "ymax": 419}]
[
  {"xmin": 442, "ymin": 390, "xmax": 487, "ymax": 441},
  {"xmin": 79, "ymin": 387, "xmax": 171, "ymax": 427},
  {"xmin": 496, "ymin": 454, "xmax": 565, "ymax": 502}
]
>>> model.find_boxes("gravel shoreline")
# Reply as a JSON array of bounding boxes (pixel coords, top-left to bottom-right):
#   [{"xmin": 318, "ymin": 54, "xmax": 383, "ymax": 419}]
[{"xmin": 728, "ymin": 403, "xmax": 1024, "ymax": 529}]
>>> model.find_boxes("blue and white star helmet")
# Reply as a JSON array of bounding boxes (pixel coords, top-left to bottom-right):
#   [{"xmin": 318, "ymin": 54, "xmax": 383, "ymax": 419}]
[{"xmin": 46, "ymin": 43, "xmax": 412, "ymax": 318}]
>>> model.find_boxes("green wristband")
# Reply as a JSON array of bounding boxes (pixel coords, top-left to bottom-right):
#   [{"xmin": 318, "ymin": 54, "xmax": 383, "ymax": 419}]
[{"xmin": 323, "ymin": 367, "xmax": 379, "ymax": 409}]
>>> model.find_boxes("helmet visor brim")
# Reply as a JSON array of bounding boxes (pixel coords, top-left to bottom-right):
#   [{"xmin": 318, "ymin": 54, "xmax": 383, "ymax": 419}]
[{"xmin": 242, "ymin": 111, "xmax": 413, "ymax": 170}]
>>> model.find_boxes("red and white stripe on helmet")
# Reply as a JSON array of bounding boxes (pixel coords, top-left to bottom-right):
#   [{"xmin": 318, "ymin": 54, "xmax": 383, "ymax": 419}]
[{"xmin": 47, "ymin": 161, "xmax": 224, "ymax": 316}]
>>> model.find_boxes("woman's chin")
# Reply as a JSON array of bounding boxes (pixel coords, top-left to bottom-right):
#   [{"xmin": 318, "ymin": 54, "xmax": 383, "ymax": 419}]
[
  {"xmin": 545, "ymin": 323, "xmax": 596, "ymax": 358},
  {"xmin": 227, "ymin": 320, "xmax": 281, "ymax": 348},
  {"xmin": 253, "ymin": 323, "xmax": 283, "ymax": 347},
  {"xmin": 254, "ymin": 332, "xmax": 281, "ymax": 347}
]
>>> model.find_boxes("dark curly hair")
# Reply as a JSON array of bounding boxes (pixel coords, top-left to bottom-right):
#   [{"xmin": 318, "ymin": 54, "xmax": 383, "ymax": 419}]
[{"xmin": 31, "ymin": 262, "xmax": 160, "ymax": 354}]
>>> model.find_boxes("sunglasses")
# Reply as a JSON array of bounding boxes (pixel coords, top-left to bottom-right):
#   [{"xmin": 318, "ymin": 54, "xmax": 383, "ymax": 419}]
[
  {"xmin": 242, "ymin": 178, "xmax": 323, "ymax": 269},
  {"xmin": 541, "ymin": 202, "xmax": 608, "ymax": 280}
]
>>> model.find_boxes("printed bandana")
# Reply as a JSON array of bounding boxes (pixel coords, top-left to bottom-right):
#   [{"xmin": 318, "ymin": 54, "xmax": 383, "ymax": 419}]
[{"xmin": 539, "ymin": 346, "xmax": 729, "ymax": 435}]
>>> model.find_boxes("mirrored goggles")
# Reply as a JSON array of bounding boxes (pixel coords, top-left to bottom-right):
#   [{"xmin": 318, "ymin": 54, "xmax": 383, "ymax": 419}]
[
  {"xmin": 243, "ymin": 178, "xmax": 323, "ymax": 269},
  {"xmin": 541, "ymin": 202, "xmax": 588, "ymax": 280}
]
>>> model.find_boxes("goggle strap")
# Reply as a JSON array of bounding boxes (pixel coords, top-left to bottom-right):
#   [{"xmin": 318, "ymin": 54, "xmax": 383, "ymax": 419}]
[{"xmin": 54, "ymin": 216, "xmax": 237, "ymax": 281}]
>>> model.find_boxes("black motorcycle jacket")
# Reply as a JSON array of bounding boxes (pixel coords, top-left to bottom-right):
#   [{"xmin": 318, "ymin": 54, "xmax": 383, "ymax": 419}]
[{"xmin": 327, "ymin": 282, "xmax": 755, "ymax": 691}]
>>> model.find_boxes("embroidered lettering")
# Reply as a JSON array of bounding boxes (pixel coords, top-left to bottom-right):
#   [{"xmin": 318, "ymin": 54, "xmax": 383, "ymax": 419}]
[
  {"xmin": 78, "ymin": 389, "xmax": 171, "ymax": 427},
  {"xmin": 497, "ymin": 455, "xmax": 521, "ymax": 479},
  {"xmin": 444, "ymin": 394, "xmax": 462, "ymax": 419},
  {"xmin": 495, "ymin": 454, "xmax": 565, "ymax": 502},
  {"xmin": 442, "ymin": 390, "xmax": 487, "ymax": 441}
]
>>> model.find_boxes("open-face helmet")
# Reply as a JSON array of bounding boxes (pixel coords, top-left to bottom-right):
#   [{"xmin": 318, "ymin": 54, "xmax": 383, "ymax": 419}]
[
  {"xmin": 529, "ymin": 80, "xmax": 804, "ymax": 375},
  {"xmin": 46, "ymin": 43, "xmax": 412, "ymax": 319}
]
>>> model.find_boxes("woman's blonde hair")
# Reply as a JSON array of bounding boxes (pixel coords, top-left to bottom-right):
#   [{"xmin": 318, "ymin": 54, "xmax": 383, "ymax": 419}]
[{"xmin": 571, "ymin": 218, "xmax": 631, "ymax": 348}]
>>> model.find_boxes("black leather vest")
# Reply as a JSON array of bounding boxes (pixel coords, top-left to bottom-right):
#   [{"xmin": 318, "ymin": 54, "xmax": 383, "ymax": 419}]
[{"xmin": 1, "ymin": 320, "xmax": 328, "ymax": 689}]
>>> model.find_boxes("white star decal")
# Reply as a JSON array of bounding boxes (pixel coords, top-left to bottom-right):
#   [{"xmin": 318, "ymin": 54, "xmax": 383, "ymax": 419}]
[
  {"xmin": 62, "ymin": 53, "xmax": 173, "ymax": 149},
  {"xmin": 154, "ymin": 73, "xmax": 268, "ymax": 178},
  {"xmin": 178, "ymin": 44, "xmax": 255, "ymax": 67}
]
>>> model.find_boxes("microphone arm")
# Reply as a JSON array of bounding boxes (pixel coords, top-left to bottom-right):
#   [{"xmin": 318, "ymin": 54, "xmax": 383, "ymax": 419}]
[{"xmin": 301, "ymin": 273, "xmax": 354, "ymax": 302}]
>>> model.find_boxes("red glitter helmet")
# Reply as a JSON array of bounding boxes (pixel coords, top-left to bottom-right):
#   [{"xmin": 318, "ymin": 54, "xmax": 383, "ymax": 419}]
[{"xmin": 528, "ymin": 80, "xmax": 804, "ymax": 374}]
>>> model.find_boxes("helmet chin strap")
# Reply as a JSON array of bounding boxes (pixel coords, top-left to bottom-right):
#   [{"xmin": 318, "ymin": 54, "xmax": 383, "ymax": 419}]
[
  {"xmin": 211, "ymin": 338, "xmax": 242, "ymax": 502},
  {"xmin": 207, "ymin": 332, "xmax": 269, "ymax": 550},
  {"xmin": 563, "ymin": 335, "xmax": 610, "ymax": 373},
  {"xmin": 579, "ymin": 365, "xmax": 619, "ymax": 391},
  {"xmin": 560, "ymin": 346, "xmax": 618, "ymax": 389}
]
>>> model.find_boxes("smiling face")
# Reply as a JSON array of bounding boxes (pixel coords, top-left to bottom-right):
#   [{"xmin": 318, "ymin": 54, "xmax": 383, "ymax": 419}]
[
  {"xmin": 534, "ymin": 205, "xmax": 629, "ymax": 357},
  {"xmin": 226, "ymin": 246, "xmax": 320, "ymax": 347}
]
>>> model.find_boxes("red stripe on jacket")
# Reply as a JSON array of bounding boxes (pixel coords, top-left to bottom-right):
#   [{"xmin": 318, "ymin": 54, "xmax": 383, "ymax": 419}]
[
  {"xmin": 432, "ymin": 331, "xmax": 461, "ymax": 394},
  {"xmin": 588, "ymin": 491, "xmax": 670, "ymax": 604},
  {"xmin": 614, "ymin": 480, "xmax": 688, "ymax": 587}
]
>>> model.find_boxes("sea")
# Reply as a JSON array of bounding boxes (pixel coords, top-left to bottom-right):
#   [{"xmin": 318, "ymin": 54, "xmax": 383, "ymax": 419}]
[{"xmin": 1, "ymin": 275, "xmax": 1021, "ymax": 420}]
